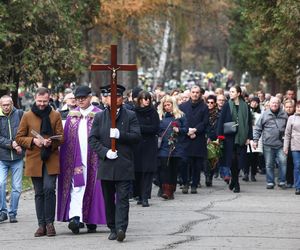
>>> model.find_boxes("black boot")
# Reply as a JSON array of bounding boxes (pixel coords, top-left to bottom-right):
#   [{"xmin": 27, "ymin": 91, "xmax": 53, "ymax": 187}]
[
  {"xmin": 242, "ymin": 174, "xmax": 249, "ymax": 182},
  {"xmin": 233, "ymin": 183, "xmax": 240, "ymax": 193},
  {"xmin": 229, "ymin": 180, "xmax": 235, "ymax": 191},
  {"xmin": 142, "ymin": 199, "xmax": 150, "ymax": 207}
]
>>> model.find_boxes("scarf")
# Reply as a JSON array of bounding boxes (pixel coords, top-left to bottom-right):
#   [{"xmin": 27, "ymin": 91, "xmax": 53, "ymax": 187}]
[
  {"xmin": 31, "ymin": 103, "xmax": 53, "ymax": 161},
  {"xmin": 229, "ymin": 99, "xmax": 249, "ymax": 146},
  {"xmin": 135, "ymin": 104, "xmax": 153, "ymax": 113}
]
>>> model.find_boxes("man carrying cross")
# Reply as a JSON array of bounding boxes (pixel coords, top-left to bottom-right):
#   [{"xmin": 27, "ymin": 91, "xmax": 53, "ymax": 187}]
[{"xmin": 89, "ymin": 84, "xmax": 141, "ymax": 242}]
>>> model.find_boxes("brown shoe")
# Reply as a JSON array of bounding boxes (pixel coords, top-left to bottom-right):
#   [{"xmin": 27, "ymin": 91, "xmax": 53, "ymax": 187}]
[
  {"xmin": 34, "ymin": 226, "xmax": 46, "ymax": 237},
  {"xmin": 46, "ymin": 223, "xmax": 56, "ymax": 237}
]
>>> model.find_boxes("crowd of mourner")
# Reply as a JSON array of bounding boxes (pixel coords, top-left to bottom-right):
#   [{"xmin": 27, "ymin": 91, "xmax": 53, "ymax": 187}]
[{"xmin": 0, "ymin": 80, "xmax": 299, "ymax": 242}]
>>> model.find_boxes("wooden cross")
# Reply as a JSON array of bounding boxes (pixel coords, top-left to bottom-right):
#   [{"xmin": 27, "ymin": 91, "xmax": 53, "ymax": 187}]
[{"xmin": 91, "ymin": 45, "xmax": 137, "ymax": 152}]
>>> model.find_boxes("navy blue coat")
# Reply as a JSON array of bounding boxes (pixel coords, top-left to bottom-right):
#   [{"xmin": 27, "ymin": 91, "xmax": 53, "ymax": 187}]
[
  {"xmin": 180, "ymin": 99, "xmax": 209, "ymax": 157},
  {"xmin": 133, "ymin": 105, "xmax": 160, "ymax": 172},
  {"xmin": 217, "ymin": 101, "xmax": 253, "ymax": 169},
  {"xmin": 158, "ymin": 113, "xmax": 188, "ymax": 158}
]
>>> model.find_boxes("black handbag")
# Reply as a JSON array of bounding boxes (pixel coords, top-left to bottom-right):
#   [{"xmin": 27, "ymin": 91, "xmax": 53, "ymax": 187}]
[{"xmin": 223, "ymin": 121, "xmax": 238, "ymax": 135}]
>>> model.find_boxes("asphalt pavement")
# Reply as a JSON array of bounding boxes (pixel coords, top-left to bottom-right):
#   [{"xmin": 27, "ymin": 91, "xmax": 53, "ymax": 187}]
[{"xmin": 1, "ymin": 174, "xmax": 300, "ymax": 250}]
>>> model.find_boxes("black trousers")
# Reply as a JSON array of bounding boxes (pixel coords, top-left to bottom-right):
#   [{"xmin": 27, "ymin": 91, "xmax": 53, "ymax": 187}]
[
  {"xmin": 31, "ymin": 164, "xmax": 57, "ymax": 226},
  {"xmin": 244, "ymin": 152, "xmax": 258, "ymax": 176},
  {"xmin": 134, "ymin": 172, "xmax": 154, "ymax": 200},
  {"xmin": 183, "ymin": 157, "xmax": 205, "ymax": 187},
  {"xmin": 101, "ymin": 180, "xmax": 130, "ymax": 233},
  {"xmin": 231, "ymin": 145, "xmax": 247, "ymax": 186},
  {"xmin": 159, "ymin": 157, "xmax": 180, "ymax": 185}
]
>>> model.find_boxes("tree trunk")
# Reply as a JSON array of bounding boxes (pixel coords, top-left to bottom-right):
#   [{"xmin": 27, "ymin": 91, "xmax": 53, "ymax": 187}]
[
  {"xmin": 297, "ymin": 65, "xmax": 300, "ymax": 100},
  {"xmin": 169, "ymin": 25, "xmax": 182, "ymax": 82},
  {"xmin": 153, "ymin": 20, "xmax": 170, "ymax": 90}
]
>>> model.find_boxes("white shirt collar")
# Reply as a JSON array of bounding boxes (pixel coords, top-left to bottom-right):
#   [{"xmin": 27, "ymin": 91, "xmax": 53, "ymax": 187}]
[{"xmin": 80, "ymin": 105, "xmax": 94, "ymax": 117}]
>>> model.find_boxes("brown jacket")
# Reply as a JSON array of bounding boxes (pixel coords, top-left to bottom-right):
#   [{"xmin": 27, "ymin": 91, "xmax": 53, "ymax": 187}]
[{"xmin": 16, "ymin": 109, "xmax": 64, "ymax": 177}]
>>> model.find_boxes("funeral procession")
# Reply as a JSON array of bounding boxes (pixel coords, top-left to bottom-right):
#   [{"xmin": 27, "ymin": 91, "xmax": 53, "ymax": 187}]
[{"xmin": 0, "ymin": 1, "xmax": 299, "ymax": 249}]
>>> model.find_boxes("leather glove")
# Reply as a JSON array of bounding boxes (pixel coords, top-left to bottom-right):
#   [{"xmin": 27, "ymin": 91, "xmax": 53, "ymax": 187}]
[
  {"xmin": 110, "ymin": 128, "xmax": 120, "ymax": 139},
  {"xmin": 106, "ymin": 149, "xmax": 118, "ymax": 160}
]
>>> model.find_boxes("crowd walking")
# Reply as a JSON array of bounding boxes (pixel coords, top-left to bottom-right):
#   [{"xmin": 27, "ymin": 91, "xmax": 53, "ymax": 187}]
[{"xmin": 0, "ymin": 83, "xmax": 299, "ymax": 244}]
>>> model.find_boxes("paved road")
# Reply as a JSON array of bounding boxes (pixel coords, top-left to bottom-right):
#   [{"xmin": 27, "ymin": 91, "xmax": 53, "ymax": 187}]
[{"xmin": 1, "ymin": 174, "xmax": 300, "ymax": 250}]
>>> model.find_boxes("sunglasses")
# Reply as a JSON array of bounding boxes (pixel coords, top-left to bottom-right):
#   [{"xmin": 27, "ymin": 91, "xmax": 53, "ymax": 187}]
[{"xmin": 207, "ymin": 101, "xmax": 215, "ymax": 104}]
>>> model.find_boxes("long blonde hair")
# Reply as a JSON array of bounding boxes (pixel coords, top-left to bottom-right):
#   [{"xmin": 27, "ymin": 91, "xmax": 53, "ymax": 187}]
[{"xmin": 157, "ymin": 95, "xmax": 184, "ymax": 120}]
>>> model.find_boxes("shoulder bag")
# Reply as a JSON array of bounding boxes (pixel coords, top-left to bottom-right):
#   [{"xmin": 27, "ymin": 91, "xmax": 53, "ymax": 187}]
[{"xmin": 158, "ymin": 121, "xmax": 172, "ymax": 148}]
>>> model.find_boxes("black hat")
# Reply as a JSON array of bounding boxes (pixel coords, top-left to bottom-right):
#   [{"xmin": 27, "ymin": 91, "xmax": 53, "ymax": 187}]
[
  {"xmin": 74, "ymin": 85, "xmax": 91, "ymax": 98},
  {"xmin": 101, "ymin": 84, "xmax": 126, "ymax": 96},
  {"xmin": 251, "ymin": 96, "xmax": 260, "ymax": 104},
  {"xmin": 100, "ymin": 87, "xmax": 109, "ymax": 97},
  {"xmin": 132, "ymin": 86, "xmax": 143, "ymax": 99}
]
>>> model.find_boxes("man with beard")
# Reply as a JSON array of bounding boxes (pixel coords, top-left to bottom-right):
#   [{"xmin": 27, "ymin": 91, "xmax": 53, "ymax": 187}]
[{"xmin": 16, "ymin": 87, "xmax": 64, "ymax": 237}]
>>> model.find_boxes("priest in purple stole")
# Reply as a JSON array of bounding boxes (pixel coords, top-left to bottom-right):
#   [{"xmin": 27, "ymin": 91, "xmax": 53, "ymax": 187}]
[{"xmin": 57, "ymin": 86, "xmax": 106, "ymax": 234}]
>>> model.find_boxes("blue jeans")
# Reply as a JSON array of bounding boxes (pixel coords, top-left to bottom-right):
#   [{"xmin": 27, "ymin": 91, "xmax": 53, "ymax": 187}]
[
  {"xmin": 0, "ymin": 159, "xmax": 23, "ymax": 217},
  {"xmin": 292, "ymin": 151, "xmax": 300, "ymax": 189},
  {"xmin": 263, "ymin": 146, "xmax": 287, "ymax": 185},
  {"xmin": 220, "ymin": 166, "xmax": 231, "ymax": 178}
]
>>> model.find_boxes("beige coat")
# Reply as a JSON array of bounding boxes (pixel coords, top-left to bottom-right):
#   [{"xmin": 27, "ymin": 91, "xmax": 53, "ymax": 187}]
[
  {"xmin": 16, "ymin": 109, "xmax": 64, "ymax": 177},
  {"xmin": 284, "ymin": 114, "xmax": 300, "ymax": 152}
]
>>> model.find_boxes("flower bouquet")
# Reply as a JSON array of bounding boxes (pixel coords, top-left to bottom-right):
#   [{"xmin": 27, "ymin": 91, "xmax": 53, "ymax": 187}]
[
  {"xmin": 167, "ymin": 121, "xmax": 179, "ymax": 166},
  {"xmin": 207, "ymin": 135, "xmax": 225, "ymax": 169}
]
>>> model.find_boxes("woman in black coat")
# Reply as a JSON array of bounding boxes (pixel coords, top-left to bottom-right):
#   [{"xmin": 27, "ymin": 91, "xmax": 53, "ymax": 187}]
[
  {"xmin": 133, "ymin": 91, "xmax": 160, "ymax": 207},
  {"xmin": 217, "ymin": 85, "xmax": 252, "ymax": 193}
]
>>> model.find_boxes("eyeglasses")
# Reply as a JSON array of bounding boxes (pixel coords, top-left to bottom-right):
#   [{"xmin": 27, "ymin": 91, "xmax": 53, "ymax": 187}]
[{"xmin": 75, "ymin": 96, "xmax": 88, "ymax": 101}]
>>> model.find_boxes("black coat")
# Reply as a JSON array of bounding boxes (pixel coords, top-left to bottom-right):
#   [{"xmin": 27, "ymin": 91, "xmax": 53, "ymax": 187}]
[
  {"xmin": 180, "ymin": 99, "xmax": 209, "ymax": 157},
  {"xmin": 89, "ymin": 106, "xmax": 141, "ymax": 181},
  {"xmin": 133, "ymin": 105, "xmax": 160, "ymax": 173}
]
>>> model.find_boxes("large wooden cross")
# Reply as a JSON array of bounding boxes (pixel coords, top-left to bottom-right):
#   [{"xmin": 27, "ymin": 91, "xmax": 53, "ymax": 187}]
[{"xmin": 91, "ymin": 44, "xmax": 137, "ymax": 152}]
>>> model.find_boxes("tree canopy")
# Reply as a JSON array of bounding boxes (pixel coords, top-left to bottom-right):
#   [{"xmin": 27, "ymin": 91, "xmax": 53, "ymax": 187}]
[
  {"xmin": 229, "ymin": 0, "xmax": 300, "ymax": 92},
  {"xmin": 0, "ymin": 0, "xmax": 99, "ymax": 90}
]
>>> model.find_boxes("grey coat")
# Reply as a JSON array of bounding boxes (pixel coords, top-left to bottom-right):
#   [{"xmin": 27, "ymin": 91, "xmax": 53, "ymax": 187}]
[
  {"xmin": 89, "ymin": 106, "xmax": 141, "ymax": 181},
  {"xmin": 253, "ymin": 108, "xmax": 288, "ymax": 149}
]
